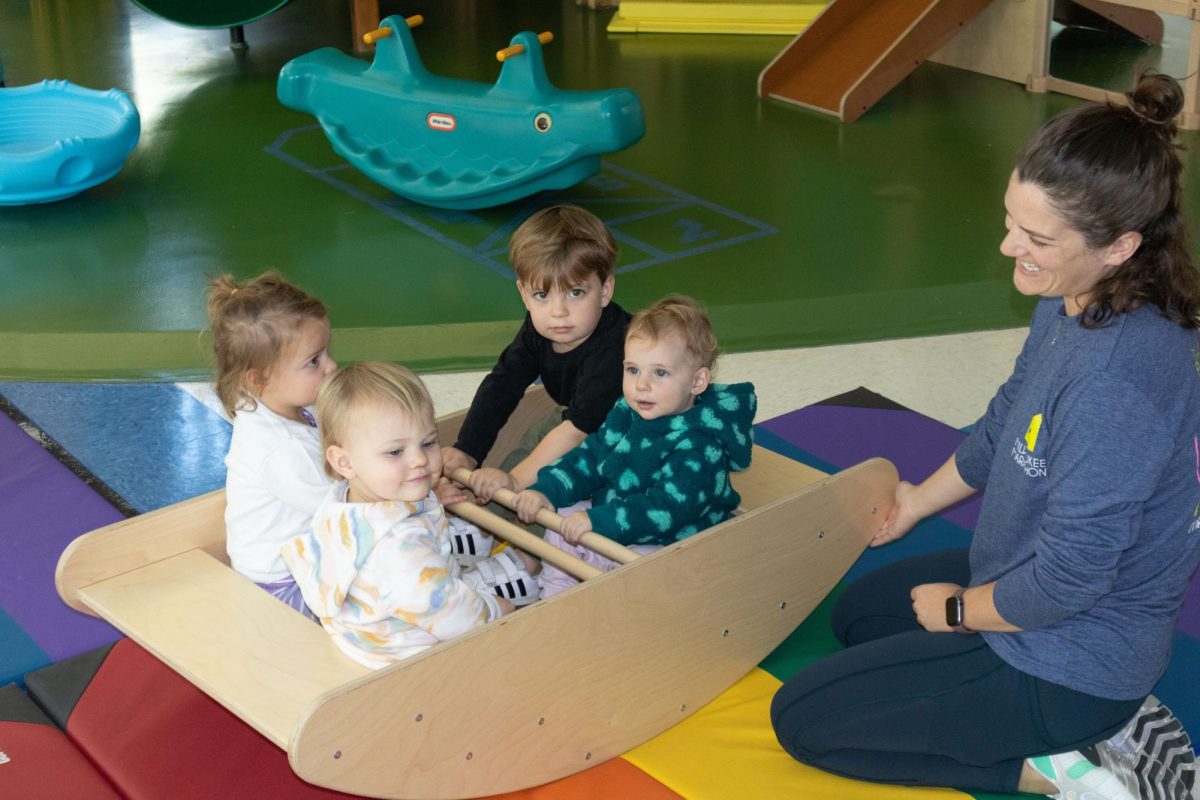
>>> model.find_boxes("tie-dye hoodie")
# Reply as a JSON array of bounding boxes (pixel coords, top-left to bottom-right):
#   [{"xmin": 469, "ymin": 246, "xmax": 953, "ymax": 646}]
[
  {"xmin": 530, "ymin": 382, "xmax": 756, "ymax": 546},
  {"xmin": 281, "ymin": 482, "xmax": 501, "ymax": 669}
]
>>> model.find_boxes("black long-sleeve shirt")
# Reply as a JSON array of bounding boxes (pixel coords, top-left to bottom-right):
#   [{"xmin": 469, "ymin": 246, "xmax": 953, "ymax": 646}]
[{"xmin": 453, "ymin": 302, "xmax": 630, "ymax": 463}]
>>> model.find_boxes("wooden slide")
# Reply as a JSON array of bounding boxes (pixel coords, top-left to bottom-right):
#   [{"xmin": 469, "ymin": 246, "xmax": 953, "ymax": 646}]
[
  {"xmin": 56, "ymin": 386, "xmax": 898, "ymax": 799},
  {"xmin": 758, "ymin": 0, "xmax": 996, "ymax": 122}
]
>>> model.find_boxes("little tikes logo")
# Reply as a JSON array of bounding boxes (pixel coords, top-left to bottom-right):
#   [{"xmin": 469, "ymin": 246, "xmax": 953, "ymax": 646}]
[
  {"xmin": 0, "ymin": 750, "xmax": 9, "ymax": 765},
  {"xmin": 426, "ymin": 112, "xmax": 456, "ymax": 131},
  {"xmin": 1011, "ymin": 413, "xmax": 1047, "ymax": 478}
]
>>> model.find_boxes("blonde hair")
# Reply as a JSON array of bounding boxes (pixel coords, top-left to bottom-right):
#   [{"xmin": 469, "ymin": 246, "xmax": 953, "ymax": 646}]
[
  {"xmin": 207, "ymin": 271, "xmax": 328, "ymax": 417},
  {"xmin": 509, "ymin": 205, "xmax": 618, "ymax": 291},
  {"xmin": 317, "ymin": 362, "xmax": 434, "ymax": 480},
  {"xmin": 626, "ymin": 295, "xmax": 718, "ymax": 369}
]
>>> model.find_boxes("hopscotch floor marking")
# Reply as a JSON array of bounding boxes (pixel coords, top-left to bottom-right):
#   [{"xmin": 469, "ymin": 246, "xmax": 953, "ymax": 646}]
[{"xmin": 265, "ymin": 125, "xmax": 779, "ymax": 279}]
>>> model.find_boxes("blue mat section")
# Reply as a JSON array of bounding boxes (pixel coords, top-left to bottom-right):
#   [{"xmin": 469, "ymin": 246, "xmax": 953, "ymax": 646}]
[
  {"xmin": 0, "ymin": 607, "xmax": 50, "ymax": 689},
  {"xmin": 0, "ymin": 382, "xmax": 229, "ymax": 513},
  {"xmin": 753, "ymin": 426, "xmax": 840, "ymax": 475},
  {"xmin": 1154, "ymin": 632, "xmax": 1200, "ymax": 748},
  {"xmin": 754, "ymin": 425, "xmax": 976, "ymax": 583}
]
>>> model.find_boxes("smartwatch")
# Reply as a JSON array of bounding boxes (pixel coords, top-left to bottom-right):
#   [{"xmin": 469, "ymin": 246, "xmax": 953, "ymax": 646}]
[{"xmin": 945, "ymin": 589, "xmax": 975, "ymax": 634}]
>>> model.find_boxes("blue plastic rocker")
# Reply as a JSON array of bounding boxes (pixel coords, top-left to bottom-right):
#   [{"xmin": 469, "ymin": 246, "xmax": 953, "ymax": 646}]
[
  {"xmin": 0, "ymin": 80, "xmax": 140, "ymax": 205},
  {"xmin": 277, "ymin": 14, "xmax": 645, "ymax": 210}
]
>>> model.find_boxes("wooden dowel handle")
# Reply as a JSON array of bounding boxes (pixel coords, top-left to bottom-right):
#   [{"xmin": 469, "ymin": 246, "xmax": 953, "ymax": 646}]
[
  {"xmin": 496, "ymin": 31, "xmax": 553, "ymax": 62},
  {"xmin": 362, "ymin": 15, "xmax": 423, "ymax": 44},
  {"xmin": 447, "ymin": 502, "xmax": 601, "ymax": 581},
  {"xmin": 451, "ymin": 468, "xmax": 640, "ymax": 565}
]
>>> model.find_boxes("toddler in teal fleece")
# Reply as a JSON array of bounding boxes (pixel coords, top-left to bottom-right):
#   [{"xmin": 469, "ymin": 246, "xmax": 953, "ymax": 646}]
[{"xmin": 514, "ymin": 295, "xmax": 756, "ymax": 595}]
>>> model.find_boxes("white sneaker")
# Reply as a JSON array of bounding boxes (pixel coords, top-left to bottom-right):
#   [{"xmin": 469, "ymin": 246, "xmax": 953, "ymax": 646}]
[
  {"xmin": 446, "ymin": 516, "xmax": 494, "ymax": 566},
  {"xmin": 1028, "ymin": 751, "xmax": 1135, "ymax": 800},
  {"xmin": 1086, "ymin": 696, "xmax": 1195, "ymax": 800},
  {"xmin": 462, "ymin": 549, "xmax": 540, "ymax": 606}
]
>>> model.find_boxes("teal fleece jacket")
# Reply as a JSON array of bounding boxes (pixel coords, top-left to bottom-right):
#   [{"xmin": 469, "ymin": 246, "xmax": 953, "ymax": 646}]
[{"xmin": 531, "ymin": 382, "xmax": 756, "ymax": 545}]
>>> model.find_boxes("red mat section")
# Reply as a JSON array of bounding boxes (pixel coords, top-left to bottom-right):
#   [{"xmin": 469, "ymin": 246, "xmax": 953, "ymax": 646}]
[
  {"xmin": 67, "ymin": 640, "xmax": 361, "ymax": 799},
  {"xmin": 0, "ymin": 685, "xmax": 121, "ymax": 800},
  {"xmin": 50, "ymin": 639, "xmax": 680, "ymax": 799},
  {"xmin": 1, "ymin": 722, "xmax": 123, "ymax": 799}
]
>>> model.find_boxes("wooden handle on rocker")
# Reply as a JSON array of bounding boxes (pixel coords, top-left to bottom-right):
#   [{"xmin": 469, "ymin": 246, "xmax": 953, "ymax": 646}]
[
  {"xmin": 446, "ymin": 501, "xmax": 601, "ymax": 581},
  {"xmin": 451, "ymin": 468, "xmax": 640, "ymax": 565}
]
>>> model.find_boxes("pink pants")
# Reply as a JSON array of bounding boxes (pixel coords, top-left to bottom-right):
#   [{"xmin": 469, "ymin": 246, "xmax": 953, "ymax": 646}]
[{"xmin": 537, "ymin": 501, "xmax": 660, "ymax": 597}]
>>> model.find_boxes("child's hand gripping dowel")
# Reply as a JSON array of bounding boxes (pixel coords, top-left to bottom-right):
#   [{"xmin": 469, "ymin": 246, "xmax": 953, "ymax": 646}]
[
  {"xmin": 446, "ymin": 500, "xmax": 602, "ymax": 581},
  {"xmin": 452, "ymin": 468, "xmax": 640, "ymax": 565}
]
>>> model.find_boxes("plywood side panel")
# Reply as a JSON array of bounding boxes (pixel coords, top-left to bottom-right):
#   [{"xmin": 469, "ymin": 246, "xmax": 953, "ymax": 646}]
[
  {"xmin": 56, "ymin": 490, "xmax": 228, "ymax": 614},
  {"xmin": 290, "ymin": 459, "xmax": 898, "ymax": 799},
  {"xmin": 1058, "ymin": 0, "xmax": 1164, "ymax": 44},
  {"xmin": 77, "ymin": 549, "xmax": 370, "ymax": 748},
  {"xmin": 930, "ymin": 0, "xmax": 1049, "ymax": 85}
]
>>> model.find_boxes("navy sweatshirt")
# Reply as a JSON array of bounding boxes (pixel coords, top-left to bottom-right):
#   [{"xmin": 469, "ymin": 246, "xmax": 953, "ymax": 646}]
[{"xmin": 958, "ymin": 298, "xmax": 1200, "ymax": 699}]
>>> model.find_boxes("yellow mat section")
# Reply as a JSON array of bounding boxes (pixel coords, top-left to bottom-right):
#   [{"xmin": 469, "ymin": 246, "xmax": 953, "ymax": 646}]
[
  {"xmin": 608, "ymin": 0, "xmax": 825, "ymax": 34},
  {"xmin": 624, "ymin": 667, "xmax": 969, "ymax": 799}
]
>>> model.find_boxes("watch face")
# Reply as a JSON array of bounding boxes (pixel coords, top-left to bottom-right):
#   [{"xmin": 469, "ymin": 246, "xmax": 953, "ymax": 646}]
[{"xmin": 945, "ymin": 594, "xmax": 963, "ymax": 627}]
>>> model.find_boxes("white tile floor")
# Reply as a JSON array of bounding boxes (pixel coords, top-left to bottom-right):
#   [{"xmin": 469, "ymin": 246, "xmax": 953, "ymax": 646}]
[{"xmin": 181, "ymin": 327, "xmax": 1028, "ymax": 432}]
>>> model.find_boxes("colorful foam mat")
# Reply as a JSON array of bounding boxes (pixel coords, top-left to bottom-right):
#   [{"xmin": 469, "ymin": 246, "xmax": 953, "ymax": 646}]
[
  {"xmin": 0, "ymin": 683, "xmax": 121, "ymax": 799},
  {"xmin": 0, "ymin": 385, "xmax": 1196, "ymax": 799}
]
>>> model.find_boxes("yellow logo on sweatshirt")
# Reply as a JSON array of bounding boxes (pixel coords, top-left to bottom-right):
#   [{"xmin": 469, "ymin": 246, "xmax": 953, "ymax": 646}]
[{"xmin": 1024, "ymin": 413, "xmax": 1043, "ymax": 453}]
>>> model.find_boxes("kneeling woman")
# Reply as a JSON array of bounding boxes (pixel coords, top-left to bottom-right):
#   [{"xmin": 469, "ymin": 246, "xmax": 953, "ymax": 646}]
[{"xmin": 772, "ymin": 72, "xmax": 1200, "ymax": 800}]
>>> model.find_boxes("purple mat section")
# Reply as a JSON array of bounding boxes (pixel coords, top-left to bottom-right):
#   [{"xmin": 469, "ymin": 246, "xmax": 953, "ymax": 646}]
[
  {"xmin": 0, "ymin": 413, "xmax": 122, "ymax": 661},
  {"xmin": 758, "ymin": 404, "xmax": 982, "ymax": 531}
]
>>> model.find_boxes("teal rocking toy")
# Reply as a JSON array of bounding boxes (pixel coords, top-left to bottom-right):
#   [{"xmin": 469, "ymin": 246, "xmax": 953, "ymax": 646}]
[{"xmin": 277, "ymin": 14, "xmax": 645, "ymax": 210}]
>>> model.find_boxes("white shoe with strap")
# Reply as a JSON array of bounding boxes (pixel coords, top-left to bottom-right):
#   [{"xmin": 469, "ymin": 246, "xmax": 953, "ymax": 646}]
[
  {"xmin": 461, "ymin": 548, "xmax": 540, "ymax": 606},
  {"xmin": 1028, "ymin": 751, "xmax": 1134, "ymax": 800},
  {"xmin": 446, "ymin": 516, "xmax": 494, "ymax": 566}
]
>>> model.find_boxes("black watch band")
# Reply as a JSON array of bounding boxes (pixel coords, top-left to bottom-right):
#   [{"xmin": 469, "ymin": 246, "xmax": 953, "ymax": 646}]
[{"xmin": 945, "ymin": 589, "xmax": 975, "ymax": 634}]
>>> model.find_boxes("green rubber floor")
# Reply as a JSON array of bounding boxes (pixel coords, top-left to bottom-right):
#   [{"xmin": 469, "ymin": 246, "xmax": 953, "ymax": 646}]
[{"xmin": 1, "ymin": 0, "xmax": 1197, "ymax": 380}]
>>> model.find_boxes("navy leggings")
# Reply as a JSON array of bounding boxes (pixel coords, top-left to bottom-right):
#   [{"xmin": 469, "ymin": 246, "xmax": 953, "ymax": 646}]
[{"xmin": 770, "ymin": 549, "xmax": 1141, "ymax": 793}]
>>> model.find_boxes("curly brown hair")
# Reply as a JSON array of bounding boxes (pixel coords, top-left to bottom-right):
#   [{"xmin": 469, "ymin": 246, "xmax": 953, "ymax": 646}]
[{"xmin": 206, "ymin": 271, "xmax": 328, "ymax": 416}]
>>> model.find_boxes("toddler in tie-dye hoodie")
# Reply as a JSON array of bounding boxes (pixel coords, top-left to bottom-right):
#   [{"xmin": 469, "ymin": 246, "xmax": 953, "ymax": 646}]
[
  {"xmin": 513, "ymin": 295, "xmax": 756, "ymax": 596},
  {"xmin": 282, "ymin": 362, "xmax": 528, "ymax": 669}
]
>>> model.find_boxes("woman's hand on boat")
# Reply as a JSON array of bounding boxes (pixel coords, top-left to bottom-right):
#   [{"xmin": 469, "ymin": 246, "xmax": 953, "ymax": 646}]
[
  {"xmin": 559, "ymin": 511, "xmax": 593, "ymax": 544},
  {"xmin": 495, "ymin": 596, "xmax": 516, "ymax": 616},
  {"xmin": 513, "ymin": 489, "xmax": 552, "ymax": 523},
  {"xmin": 470, "ymin": 468, "xmax": 516, "ymax": 503},
  {"xmin": 911, "ymin": 582, "xmax": 960, "ymax": 633},
  {"xmin": 871, "ymin": 480, "xmax": 923, "ymax": 547}
]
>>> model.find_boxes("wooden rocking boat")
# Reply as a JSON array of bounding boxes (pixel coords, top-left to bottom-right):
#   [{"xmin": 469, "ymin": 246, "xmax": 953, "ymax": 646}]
[{"xmin": 56, "ymin": 387, "xmax": 897, "ymax": 799}]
